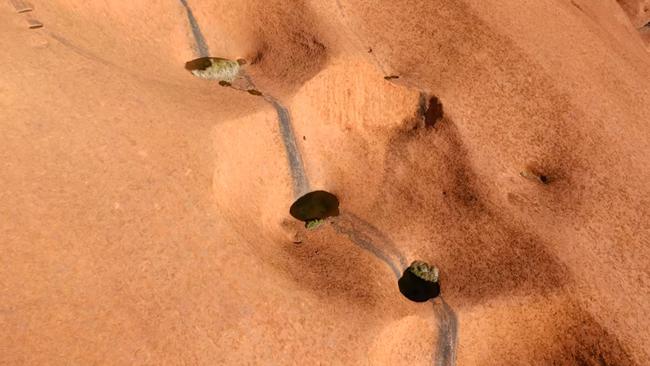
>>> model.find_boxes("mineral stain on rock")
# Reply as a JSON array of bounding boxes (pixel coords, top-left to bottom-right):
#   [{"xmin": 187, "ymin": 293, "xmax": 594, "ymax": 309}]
[{"xmin": 247, "ymin": 89, "xmax": 263, "ymax": 96}]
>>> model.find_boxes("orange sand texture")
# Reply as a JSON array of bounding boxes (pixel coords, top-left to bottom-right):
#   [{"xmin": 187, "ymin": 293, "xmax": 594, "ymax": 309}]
[{"xmin": 1, "ymin": 0, "xmax": 649, "ymax": 365}]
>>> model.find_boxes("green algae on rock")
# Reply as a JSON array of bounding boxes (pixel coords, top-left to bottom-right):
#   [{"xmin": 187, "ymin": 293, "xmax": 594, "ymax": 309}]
[
  {"xmin": 305, "ymin": 218, "xmax": 325, "ymax": 230},
  {"xmin": 184, "ymin": 57, "xmax": 244, "ymax": 82}
]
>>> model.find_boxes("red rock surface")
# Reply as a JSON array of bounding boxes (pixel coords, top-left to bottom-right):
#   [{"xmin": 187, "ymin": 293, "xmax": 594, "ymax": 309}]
[
  {"xmin": 617, "ymin": 0, "xmax": 650, "ymax": 28},
  {"xmin": 2, "ymin": 0, "xmax": 649, "ymax": 364}
]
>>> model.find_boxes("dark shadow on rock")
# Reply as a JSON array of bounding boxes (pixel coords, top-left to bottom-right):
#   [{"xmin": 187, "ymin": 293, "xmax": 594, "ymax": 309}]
[
  {"xmin": 380, "ymin": 116, "xmax": 570, "ymax": 307},
  {"xmin": 424, "ymin": 95, "xmax": 444, "ymax": 128},
  {"xmin": 547, "ymin": 303, "xmax": 637, "ymax": 366}
]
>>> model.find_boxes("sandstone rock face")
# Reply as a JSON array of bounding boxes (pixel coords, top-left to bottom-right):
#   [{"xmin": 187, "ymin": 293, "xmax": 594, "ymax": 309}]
[
  {"xmin": 2, "ymin": 0, "xmax": 649, "ymax": 365},
  {"xmin": 617, "ymin": 0, "xmax": 650, "ymax": 28},
  {"xmin": 618, "ymin": 0, "xmax": 650, "ymax": 48}
]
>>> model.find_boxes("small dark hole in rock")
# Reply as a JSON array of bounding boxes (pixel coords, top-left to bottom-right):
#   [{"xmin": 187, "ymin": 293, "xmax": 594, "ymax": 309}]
[
  {"xmin": 384, "ymin": 75, "xmax": 399, "ymax": 80},
  {"xmin": 185, "ymin": 57, "xmax": 212, "ymax": 71},
  {"xmin": 289, "ymin": 190, "xmax": 340, "ymax": 227},
  {"xmin": 520, "ymin": 168, "xmax": 551, "ymax": 185},
  {"xmin": 424, "ymin": 96, "xmax": 444, "ymax": 128},
  {"xmin": 250, "ymin": 51, "xmax": 264, "ymax": 65},
  {"xmin": 398, "ymin": 261, "xmax": 441, "ymax": 302},
  {"xmin": 303, "ymin": 136, "xmax": 306, "ymax": 140}
]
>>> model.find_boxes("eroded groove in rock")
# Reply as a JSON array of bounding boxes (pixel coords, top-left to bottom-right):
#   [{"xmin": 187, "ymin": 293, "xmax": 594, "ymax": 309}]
[
  {"xmin": 332, "ymin": 212, "xmax": 407, "ymax": 280},
  {"xmin": 264, "ymin": 96, "xmax": 310, "ymax": 197},
  {"xmin": 178, "ymin": 0, "xmax": 209, "ymax": 57},
  {"xmin": 324, "ymin": 4, "xmax": 459, "ymax": 365},
  {"xmin": 180, "ymin": 3, "xmax": 309, "ymax": 198},
  {"xmin": 181, "ymin": 4, "xmax": 457, "ymax": 364},
  {"xmin": 434, "ymin": 297, "xmax": 459, "ymax": 366}
]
